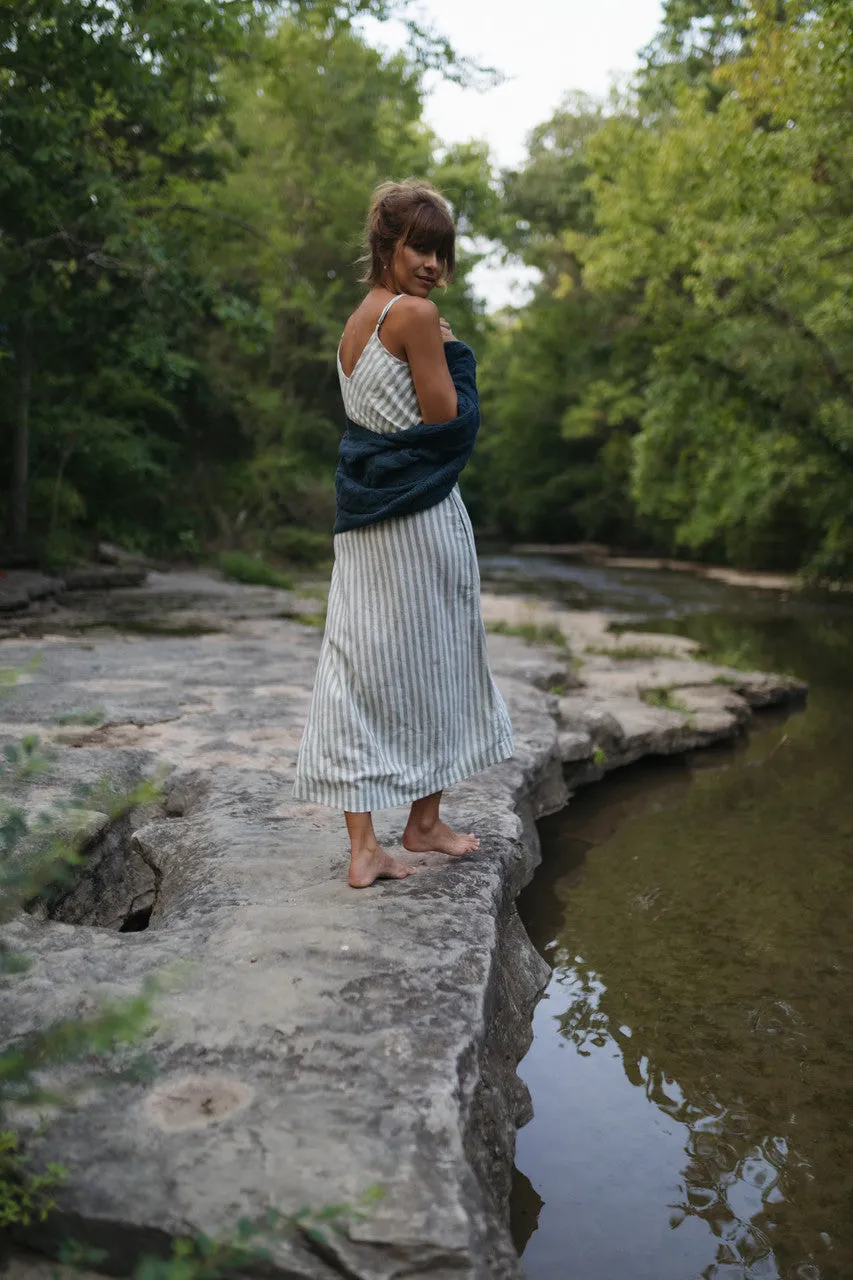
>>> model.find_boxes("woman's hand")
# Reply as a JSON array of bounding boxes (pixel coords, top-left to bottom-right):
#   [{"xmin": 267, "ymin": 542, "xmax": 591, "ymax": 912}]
[{"xmin": 439, "ymin": 317, "xmax": 456, "ymax": 343}]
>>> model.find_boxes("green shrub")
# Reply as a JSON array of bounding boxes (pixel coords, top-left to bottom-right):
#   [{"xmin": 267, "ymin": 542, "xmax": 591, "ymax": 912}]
[
  {"xmin": 0, "ymin": 1130, "xmax": 66, "ymax": 1227},
  {"xmin": 217, "ymin": 551, "xmax": 294, "ymax": 590},
  {"xmin": 266, "ymin": 526, "xmax": 332, "ymax": 567}
]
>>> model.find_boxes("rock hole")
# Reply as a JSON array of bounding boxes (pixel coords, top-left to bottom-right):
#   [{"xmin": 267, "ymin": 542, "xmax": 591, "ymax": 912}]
[
  {"xmin": 29, "ymin": 807, "xmax": 161, "ymax": 932},
  {"xmin": 119, "ymin": 903, "xmax": 153, "ymax": 933}
]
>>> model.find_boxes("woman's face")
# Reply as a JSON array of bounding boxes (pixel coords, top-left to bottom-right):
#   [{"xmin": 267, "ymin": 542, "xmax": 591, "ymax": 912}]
[{"xmin": 388, "ymin": 239, "xmax": 444, "ymax": 297}]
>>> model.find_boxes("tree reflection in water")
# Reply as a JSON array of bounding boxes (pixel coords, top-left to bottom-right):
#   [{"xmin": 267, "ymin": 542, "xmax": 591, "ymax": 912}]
[{"xmin": 514, "ymin": 609, "xmax": 853, "ymax": 1280}]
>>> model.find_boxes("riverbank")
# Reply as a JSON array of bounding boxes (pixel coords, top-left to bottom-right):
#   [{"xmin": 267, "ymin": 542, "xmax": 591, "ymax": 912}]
[
  {"xmin": 510, "ymin": 544, "xmax": 853, "ymax": 595},
  {"xmin": 0, "ymin": 571, "xmax": 804, "ymax": 1278}
]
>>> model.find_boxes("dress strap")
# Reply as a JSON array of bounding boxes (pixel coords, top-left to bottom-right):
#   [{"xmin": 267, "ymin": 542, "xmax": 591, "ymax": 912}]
[{"xmin": 376, "ymin": 293, "xmax": 403, "ymax": 331}]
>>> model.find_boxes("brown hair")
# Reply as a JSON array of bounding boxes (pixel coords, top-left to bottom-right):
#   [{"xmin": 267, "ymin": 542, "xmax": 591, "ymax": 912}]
[{"xmin": 360, "ymin": 179, "xmax": 456, "ymax": 287}]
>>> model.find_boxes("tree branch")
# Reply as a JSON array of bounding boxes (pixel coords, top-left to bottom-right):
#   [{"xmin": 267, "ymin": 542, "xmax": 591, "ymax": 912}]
[
  {"xmin": 691, "ymin": 352, "xmax": 853, "ymax": 474},
  {"xmin": 753, "ymin": 298, "xmax": 853, "ymax": 403}
]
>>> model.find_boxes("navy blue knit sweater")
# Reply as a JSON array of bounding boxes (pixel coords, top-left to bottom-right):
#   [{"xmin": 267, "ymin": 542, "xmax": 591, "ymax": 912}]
[{"xmin": 333, "ymin": 340, "xmax": 479, "ymax": 534}]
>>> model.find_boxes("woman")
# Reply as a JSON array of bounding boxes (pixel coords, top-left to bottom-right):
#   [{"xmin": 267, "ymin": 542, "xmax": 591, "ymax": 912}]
[{"xmin": 293, "ymin": 179, "xmax": 514, "ymax": 887}]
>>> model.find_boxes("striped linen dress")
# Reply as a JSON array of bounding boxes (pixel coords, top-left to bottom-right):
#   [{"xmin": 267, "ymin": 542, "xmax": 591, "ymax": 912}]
[{"xmin": 293, "ymin": 295, "xmax": 514, "ymax": 812}]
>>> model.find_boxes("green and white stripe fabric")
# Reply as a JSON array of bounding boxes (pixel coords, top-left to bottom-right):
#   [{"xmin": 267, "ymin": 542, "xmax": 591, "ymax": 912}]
[{"xmin": 293, "ymin": 298, "xmax": 514, "ymax": 812}]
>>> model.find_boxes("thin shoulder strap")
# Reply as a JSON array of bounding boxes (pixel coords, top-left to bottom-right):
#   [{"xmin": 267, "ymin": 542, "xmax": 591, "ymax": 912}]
[{"xmin": 376, "ymin": 293, "xmax": 403, "ymax": 331}]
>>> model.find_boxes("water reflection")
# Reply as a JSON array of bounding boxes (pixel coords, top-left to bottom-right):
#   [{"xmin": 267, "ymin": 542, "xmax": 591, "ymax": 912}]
[
  {"xmin": 480, "ymin": 554, "xmax": 681, "ymax": 613},
  {"xmin": 513, "ymin": 600, "xmax": 853, "ymax": 1280},
  {"xmin": 512, "ymin": 1167, "xmax": 545, "ymax": 1257},
  {"xmin": 480, "ymin": 552, "xmax": 848, "ymax": 628}
]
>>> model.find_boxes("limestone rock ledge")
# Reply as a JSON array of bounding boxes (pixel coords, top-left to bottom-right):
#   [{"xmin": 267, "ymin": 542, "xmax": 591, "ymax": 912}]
[{"xmin": 0, "ymin": 580, "xmax": 805, "ymax": 1279}]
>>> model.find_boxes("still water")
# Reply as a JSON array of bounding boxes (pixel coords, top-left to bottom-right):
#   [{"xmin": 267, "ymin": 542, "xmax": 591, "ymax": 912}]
[{"xmin": 481, "ymin": 557, "xmax": 853, "ymax": 1280}]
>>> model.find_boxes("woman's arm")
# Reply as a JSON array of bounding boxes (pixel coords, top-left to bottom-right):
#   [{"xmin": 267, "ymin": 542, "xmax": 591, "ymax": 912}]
[{"xmin": 394, "ymin": 297, "xmax": 458, "ymax": 423}]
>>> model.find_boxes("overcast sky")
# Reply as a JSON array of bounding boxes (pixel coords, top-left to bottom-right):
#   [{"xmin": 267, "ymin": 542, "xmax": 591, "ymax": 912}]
[{"xmin": 360, "ymin": 0, "xmax": 665, "ymax": 308}]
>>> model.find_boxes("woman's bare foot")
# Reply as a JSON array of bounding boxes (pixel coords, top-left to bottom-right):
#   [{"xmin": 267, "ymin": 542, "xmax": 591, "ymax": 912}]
[
  {"xmin": 402, "ymin": 819, "xmax": 480, "ymax": 858},
  {"xmin": 348, "ymin": 842, "xmax": 416, "ymax": 889}
]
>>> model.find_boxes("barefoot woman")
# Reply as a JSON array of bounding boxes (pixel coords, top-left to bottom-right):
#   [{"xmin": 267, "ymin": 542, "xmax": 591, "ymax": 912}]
[{"xmin": 293, "ymin": 180, "xmax": 514, "ymax": 887}]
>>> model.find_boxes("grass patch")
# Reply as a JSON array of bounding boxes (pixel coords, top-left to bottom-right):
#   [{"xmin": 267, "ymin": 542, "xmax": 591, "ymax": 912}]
[
  {"xmin": 696, "ymin": 644, "xmax": 757, "ymax": 672},
  {"xmin": 0, "ymin": 657, "xmax": 42, "ymax": 690},
  {"xmin": 711, "ymin": 673, "xmax": 740, "ymax": 686},
  {"xmin": 592, "ymin": 746, "xmax": 607, "ymax": 766},
  {"xmin": 640, "ymin": 686, "xmax": 691, "ymax": 714},
  {"xmin": 295, "ymin": 611, "xmax": 327, "ymax": 629},
  {"xmin": 548, "ymin": 681, "xmax": 569, "ymax": 696},
  {"xmin": 217, "ymin": 551, "xmax": 294, "ymax": 590},
  {"xmin": 56, "ymin": 707, "xmax": 106, "ymax": 726},
  {"xmin": 487, "ymin": 620, "xmax": 568, "ymax": 649},
  {"xmin": 585, "ymin": 643, "xmax": 674, "ymax": 661},
  {"xmin": 295, "ymin": 583, "xmax": 330, "ymax": 603}
]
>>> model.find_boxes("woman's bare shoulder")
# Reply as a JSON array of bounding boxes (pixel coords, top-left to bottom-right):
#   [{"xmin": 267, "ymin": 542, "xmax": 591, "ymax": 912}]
[
  {"xmin": 385, "ymin": 295, "xmax": 440, "ymax": 344},
  {"xmin": 393, "ymin": 295, "xmax": 439, "ymax": 322}
]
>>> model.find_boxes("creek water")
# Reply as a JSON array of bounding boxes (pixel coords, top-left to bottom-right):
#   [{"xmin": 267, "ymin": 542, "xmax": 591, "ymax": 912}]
[{"xmin": 478, "ymin": 556, "xmax": 853, "ymax": 1280}]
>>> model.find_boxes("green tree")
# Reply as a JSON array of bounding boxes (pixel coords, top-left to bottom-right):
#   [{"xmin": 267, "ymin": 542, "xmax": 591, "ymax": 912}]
[
  {"xmin": 0, "ymin": 0, "xmax": 491, "ymax": 564},
  {"xmin": 480, "ymin": 2, "xmax": 853, "ymax": 575},
  {"xmin": 638, "ymin": 0, "xmax": 754, "ymax": 110},
  {"xmin": 582, "ymin": 2, "xmax": 853, "ymax": 573},
  {"xmin": 154, "ymin": 16, "xmax": 491, "ymax": 554},
  {"xmin": 0, "ymin": 0, "xmax": 272, "ymax": 555},
  {"xmin": 475, "ymin": 97, "xmax": 653, "ymax": 546}
]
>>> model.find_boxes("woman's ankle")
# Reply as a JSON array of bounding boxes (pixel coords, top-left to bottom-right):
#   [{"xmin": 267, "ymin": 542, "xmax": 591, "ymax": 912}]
[
  {"xmin": 405, "ymin": 812, "xmax": 438, "ymax": 836},
  {"xmin": 350, "ymin": 836, "xmax": 382, "ymax": 858}
]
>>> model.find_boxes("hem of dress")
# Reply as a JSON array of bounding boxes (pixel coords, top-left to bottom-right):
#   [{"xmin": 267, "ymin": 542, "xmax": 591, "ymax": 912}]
[{"xmin": 292, "ymin": 732, "xmax": 515, "ymax": 812}]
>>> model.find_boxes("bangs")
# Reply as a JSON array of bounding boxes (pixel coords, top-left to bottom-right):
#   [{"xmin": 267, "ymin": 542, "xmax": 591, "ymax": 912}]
[
  {"xmin": 361, "ymin": 178, "xmax": 457, "ymax": 287},
  {"xmin": 403, "ymin": 200, "xmax": 456, "ymax": 278}
]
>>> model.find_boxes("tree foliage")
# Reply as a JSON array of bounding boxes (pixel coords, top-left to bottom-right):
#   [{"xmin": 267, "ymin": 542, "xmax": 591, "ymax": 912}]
[
  {"xmin": 0, "ymin": 0, "xmax": 264, "ymax": 553},
  {"xmin": 3, "ymin": 0, "xmax": 852, "ymax": 580},
  {"xmin": 587, "ymin": 2, "xmax": 853, "ymax": 574},
  {"xmin": 0, "ymin": 0, "xmax": 487, "ymax": 564},
  {"xmin": 472, "ymin": 95, "xmax": 655, "ymax": 548},
  {"xmin": 479, "ymin": 1, "xmax": 853, "ymax": 576}
]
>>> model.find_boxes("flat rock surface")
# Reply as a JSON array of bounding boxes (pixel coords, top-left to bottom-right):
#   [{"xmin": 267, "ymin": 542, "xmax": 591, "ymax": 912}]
[{"xmin": 0, "ymin": 573, "xmax": 805, "ymax": 1278}]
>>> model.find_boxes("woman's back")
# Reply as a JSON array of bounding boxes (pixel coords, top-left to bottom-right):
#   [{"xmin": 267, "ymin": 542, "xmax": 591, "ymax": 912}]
[{"xmin": 337, "ymin": 294, "xmax": 420, "ymax": 435}]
